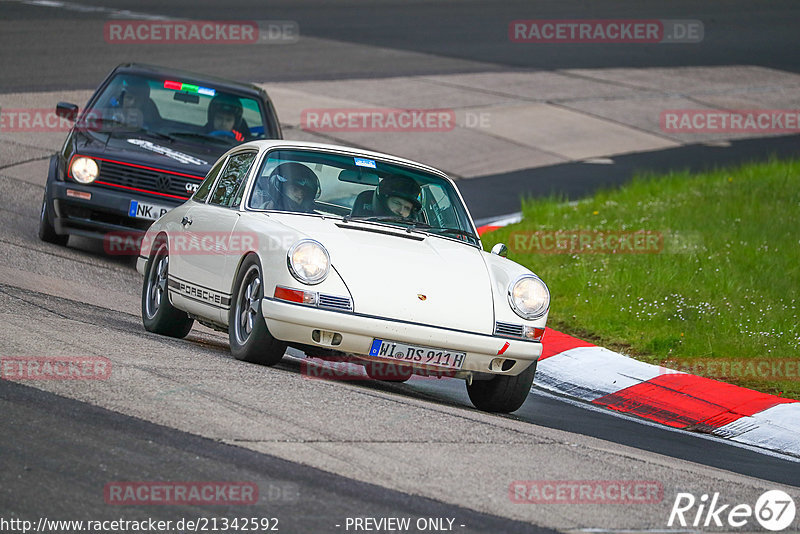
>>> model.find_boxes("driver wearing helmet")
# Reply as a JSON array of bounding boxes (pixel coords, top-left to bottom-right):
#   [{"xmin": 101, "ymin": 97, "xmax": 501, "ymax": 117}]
[
  {"xmin": 374, "ymin": 176, "xmax": 421, "ymax": 219},
  {"xmin": 111, "ymin": 77, "xmax": 160, "ymax": 129},
  {"xmin": 254, "ymin": 162, "xmax": 320, "ymax": 213},
  {"xmin": 206, "ymin": 93, "xmax": 247, "ymax": 142}
]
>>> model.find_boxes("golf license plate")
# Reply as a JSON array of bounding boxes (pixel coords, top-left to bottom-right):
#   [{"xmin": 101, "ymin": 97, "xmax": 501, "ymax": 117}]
[
  {"xmin": 369, "ymin": 339, "xmax": 466, "ymax": 370},
  {"xmin": 129, "ymin": 200, "xmax": 171, "ymax": 221}
]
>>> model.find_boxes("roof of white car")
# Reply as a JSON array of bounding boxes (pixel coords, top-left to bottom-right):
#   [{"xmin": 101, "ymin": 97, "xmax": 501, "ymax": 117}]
[{"xmin": 232, "ymin": 139, "xmax": 453, "ymax": 182}]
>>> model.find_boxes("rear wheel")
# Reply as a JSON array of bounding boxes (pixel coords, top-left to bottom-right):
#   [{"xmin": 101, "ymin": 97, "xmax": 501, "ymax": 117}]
[
  {"xmin": 229, "ymin": 255, "xmax": 287, "ymax": 365},
  {"xmin": 38, "ymin": 193, "xmax": 68, "ymax": 246},
  {"xmin": 466, "ymin": 360, "xmax": 537, "ymax": 413},
  {"xmin": 141, "ymin": 241, "xmax": 194, "ymax": 338}
]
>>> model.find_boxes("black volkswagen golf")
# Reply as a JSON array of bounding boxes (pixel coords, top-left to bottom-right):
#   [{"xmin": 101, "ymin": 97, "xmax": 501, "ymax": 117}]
[{"xmin": 39, "ymin": 63, "xmax": 283, "ymax": 249}]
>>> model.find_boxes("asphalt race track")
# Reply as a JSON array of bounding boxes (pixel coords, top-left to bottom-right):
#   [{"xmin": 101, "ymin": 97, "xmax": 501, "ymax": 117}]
[{"xmin": 1, "ymin": 1, "xmax": 800, "ymax": 532}]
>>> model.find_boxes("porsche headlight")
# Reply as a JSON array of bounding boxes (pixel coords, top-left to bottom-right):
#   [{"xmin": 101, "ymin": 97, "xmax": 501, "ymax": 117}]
[
  {"xmin": 287, "ymin": 240, "xmax": 330, "ymax": 285},
  {"xmin": 508, "ymin": 275, "xmax": 550, "ymax": 319},
  {"xmin": 70, "ymin": 157, "xmax": 99, "ymax": 184}
]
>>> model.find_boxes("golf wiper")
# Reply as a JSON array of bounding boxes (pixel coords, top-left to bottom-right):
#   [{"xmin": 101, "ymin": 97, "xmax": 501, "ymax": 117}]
[
  {"xmin": 169, "ymin": 132, "xmax": 242, "ymax": 145},
  {"xmin": 77, "ymin": 116, "xmax": 126, "ymax": 131},
  {"xmin": 137, "ymin": 128, "xmax": 176, "ymax": 142},
  {"xmin": 170, "ymin": 131, "xmax": 225, "ymax": 141}
]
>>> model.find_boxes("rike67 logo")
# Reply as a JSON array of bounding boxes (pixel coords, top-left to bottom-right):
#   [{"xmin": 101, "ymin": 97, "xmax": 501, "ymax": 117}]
[{"xmin": 668, "ymin": 490, "xmax": 796, "ymax": 531}]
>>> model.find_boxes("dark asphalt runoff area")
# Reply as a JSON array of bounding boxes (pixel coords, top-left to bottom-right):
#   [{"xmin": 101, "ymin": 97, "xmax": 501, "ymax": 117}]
[{"xmin": 0, "ymin": 379, "xmax": 555, "ymax": 534}]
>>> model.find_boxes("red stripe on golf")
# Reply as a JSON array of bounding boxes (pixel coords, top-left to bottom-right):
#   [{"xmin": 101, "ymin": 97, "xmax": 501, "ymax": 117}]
[
  {"xmin": 539, "ymin": 328, "xmax": 595, "ymax": 360},
  {"xmin": 592, "ymin": 373, "xmax": 797, "ymax": 429}
]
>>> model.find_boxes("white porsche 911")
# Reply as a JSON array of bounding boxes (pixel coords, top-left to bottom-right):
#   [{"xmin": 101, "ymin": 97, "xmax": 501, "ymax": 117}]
[{"xmin": 137, "ymin": 140, "xmax": 549, "ymax": 413}]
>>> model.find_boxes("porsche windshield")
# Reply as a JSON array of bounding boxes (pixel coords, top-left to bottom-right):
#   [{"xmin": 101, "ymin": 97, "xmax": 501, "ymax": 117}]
[
  {"xmin": 81, "ymin": 73, "xmax": 273, "ymax": 146},
  {"xmin": 248, "ymin": 149, "xmax": 479, "ymax": 246}
]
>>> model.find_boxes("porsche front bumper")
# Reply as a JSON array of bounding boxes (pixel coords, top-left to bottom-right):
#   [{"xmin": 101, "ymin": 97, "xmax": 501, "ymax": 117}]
[{"xmin": 261, "ymin": 297, "xmax": 541, "ymax": 377}]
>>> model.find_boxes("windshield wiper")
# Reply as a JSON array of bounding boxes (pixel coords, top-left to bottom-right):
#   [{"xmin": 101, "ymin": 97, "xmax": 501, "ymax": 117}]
[
  {"xmin": 135, "ymin": 128, "xmax": 176, "ymax": 142},
  {"xmin": 427, "ymin": 227, "xmax": 480, "ymax": 243},
  {"xmin": 169, "ymin": 132, "xmax": 236, "ymax": 144},
  {"xmin": 97, "ymin": 124, "xmax": 176, "ymax": 143},
  {"xmin": 347, "ymin": 217, "xmax": 477, "ymax": 241},
  {"xmin": 82, "ymin": 118, "xmax": 175, "ymax": 142},
  {"xmin": 349, "ymin": 216, "xmax": 432, "ymax": 231},
  {"xmin": 78, "ymin": 116, "xmax": 126, "ymax": 131},
  {"xmin": 351, "ymin": 215, "xmax": 412, "ymax": 225}
]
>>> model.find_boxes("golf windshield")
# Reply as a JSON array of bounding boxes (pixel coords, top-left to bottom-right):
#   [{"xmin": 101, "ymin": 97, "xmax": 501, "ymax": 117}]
[{"xmin": 80, "ymin": 73, "xmax": 275, "ymax": 145}]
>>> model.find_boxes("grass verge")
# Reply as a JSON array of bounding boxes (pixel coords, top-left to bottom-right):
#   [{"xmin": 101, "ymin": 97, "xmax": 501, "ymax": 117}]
[{"xmin": 481, "ymin": 158, "xmax": 800, "ymax": 399}]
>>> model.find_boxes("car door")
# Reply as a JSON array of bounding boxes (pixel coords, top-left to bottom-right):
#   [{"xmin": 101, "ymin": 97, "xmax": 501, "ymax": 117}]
[{"xmin": 170, "ymin": 150, "xmax": 258, "ymax": 322}]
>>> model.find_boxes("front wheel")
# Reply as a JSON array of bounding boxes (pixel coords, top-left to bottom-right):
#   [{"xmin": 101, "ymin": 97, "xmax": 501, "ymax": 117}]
[
  {"xmin": 466, "ymin": 360, "xmax": 537, "ymax": 413},
  {"xmin": 38, "ymin": 192, "xmax": 68, "ymax": 246},
  {"xmin": 141, "ymin": 241, "xmax": 194, "ymax": 338},
  {"xmin": 229, "ymin": 255, "xmax": 287, "ymax": 365}
]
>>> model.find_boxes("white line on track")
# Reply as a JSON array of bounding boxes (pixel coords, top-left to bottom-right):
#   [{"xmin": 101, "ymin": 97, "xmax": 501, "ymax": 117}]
[{"xmin": 8, "ymin": 0, "xmax": 171, "ymax": 20}]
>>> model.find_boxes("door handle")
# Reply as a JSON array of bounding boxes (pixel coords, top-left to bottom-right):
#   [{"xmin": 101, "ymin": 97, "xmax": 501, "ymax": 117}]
[{"xmin": 181, "ymin": 216, "xmax": 192, "ymax": 226}]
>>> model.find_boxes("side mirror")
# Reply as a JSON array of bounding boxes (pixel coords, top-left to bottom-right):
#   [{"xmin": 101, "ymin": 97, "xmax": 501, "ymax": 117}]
[
  {"xmin": 491, "ymin": 243, "xmax": 508, "ymax": 257},
  {"xmin": 56, "ymin": 102, "xmax": 79, "ymax": 122}
]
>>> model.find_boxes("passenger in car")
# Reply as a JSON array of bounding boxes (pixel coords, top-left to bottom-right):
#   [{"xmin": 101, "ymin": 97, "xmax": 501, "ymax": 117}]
[{"xmin": 252, "ymin": 162, "xmax": 320, "ymax": 213}]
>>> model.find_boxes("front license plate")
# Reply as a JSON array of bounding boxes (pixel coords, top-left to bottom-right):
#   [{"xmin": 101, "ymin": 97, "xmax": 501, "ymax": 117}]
[
  {"xmin": 369, "ymin": 339, "xmax": 466, "ymax": 370},
  {"xmin": 129, "ymin": 200, "xmax": 171, "ymax": 221}
]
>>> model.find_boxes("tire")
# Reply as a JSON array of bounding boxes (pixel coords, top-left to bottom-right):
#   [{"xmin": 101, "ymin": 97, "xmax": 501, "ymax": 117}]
[
  {"xmin": 38, "ymin": 192, "xmax": 68, "ymax": 246},
  {"xmin": 364, "ymin": 361, "xmax": 413, "ymax": 382},
  {"xmin": 229, "ymin": 254, "xmax": 287, "ymax": 365},
  {"xmin": 141, "ymin": 241, "xmax": 194, "ymax": 338},
  {"xmin": 466, "ymin": 359, "xmax": 537, "ymax": 413}
]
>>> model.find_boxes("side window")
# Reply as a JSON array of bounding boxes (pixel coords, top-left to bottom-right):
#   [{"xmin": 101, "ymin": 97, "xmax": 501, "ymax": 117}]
[
  {"xmin": 192, "ymin": 158, "xmax": 226, "ymax": 203},
  {"xmin": 209, "ymin": 151, "xmax": 257, "ymax": 207},
  {"xmin": 230, "ymin": 168, "xmax": 252, "ymax": 209},
  {"xmin": 421, "ymin": 184, "xmax": 457, "ymax": 228}
]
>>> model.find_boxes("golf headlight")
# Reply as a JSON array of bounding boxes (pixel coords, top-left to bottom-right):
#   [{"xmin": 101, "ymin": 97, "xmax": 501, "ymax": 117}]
[
  {"xmin": 508, "ymin": 275, "xmax": 550, "ymax": 319},
  {"xmin": 287, "ymin": 240, "xmax": 330, "ymax": 285},
  {"xmin": 70, "ymin": 157, "xmax": 99, "ymax": 184}
]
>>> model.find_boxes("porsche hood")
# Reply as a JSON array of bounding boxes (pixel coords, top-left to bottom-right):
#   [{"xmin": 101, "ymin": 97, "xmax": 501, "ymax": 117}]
[{"xmin": 271, "ymin": 215, "xmax": 495, "ymax": 335}]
